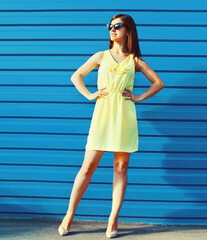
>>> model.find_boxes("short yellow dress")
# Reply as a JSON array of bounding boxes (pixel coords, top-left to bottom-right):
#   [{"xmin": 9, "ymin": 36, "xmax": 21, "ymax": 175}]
[{"xmin": 85, "ymin": 49, "xmax": 138, "ymax": 153}]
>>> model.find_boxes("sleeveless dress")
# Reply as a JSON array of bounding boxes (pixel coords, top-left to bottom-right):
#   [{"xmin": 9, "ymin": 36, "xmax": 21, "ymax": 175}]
[{"xmin": 85, "ymin": 49, "xmax": 139, "ymax": 153}]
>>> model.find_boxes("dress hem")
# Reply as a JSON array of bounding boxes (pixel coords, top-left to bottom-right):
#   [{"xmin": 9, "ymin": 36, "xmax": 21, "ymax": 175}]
[{"xmin": 85, "ymin": 146, "xmax": 138, "ymax": 153}]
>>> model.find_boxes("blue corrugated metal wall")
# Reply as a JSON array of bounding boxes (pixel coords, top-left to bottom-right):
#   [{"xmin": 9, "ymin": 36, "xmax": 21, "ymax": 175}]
[{"xmin": 0, "ymin": 0, "xmax": 207, "ymax": 225}]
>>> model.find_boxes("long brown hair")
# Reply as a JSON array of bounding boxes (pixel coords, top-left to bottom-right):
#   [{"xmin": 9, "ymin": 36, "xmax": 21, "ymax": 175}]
[{"xmin": 108, "ymin": 14, "xmax": 143, "ymax": 61}]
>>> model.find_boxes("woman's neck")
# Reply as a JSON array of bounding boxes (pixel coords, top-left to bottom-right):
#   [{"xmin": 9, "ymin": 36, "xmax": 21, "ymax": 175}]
[{"xmin": 111, "ymin": 42, "xmax": 128, "ymax": 54}]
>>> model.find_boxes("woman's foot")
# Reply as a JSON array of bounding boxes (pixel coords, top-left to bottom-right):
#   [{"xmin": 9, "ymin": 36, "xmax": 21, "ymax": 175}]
[
  {"xmin": 58, "ymin": 211, "xmax": 73, "ymax": 235},
  {"xmin": 106, "ymin": 214, "xmax": 118, "ymax": 238},
  {"xmin": 106, "ymin": 230, "xmax": 118, "ymax": 238},
  {"xmin": 58, "ymin": 225, "xmax": 70, "ymax": 236}
]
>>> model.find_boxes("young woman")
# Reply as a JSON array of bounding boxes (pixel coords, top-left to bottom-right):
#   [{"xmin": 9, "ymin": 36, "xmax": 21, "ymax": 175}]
[{"xmin": 58, "ymin": 14, "xmax": 164, "ymax": 238}]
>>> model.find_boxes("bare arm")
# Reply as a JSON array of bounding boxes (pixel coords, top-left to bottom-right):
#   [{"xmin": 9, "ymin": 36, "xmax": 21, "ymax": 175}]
[
  {"xmin": 134, "ymin": 57, "xmax": 165, "ymax": 103},
  {"xmin": 71, "ymin": 51, "xmax": 108, "ymax": 100}
]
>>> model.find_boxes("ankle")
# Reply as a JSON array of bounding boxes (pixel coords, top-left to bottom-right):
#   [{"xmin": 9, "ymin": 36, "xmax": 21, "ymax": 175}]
[
  {"xmin": 107, "ymin": 214, "xmax": 118, "ymax": 232},
  {"xmin": 61, "ymin": 211, "xmax": 74, "ymax": 228}
]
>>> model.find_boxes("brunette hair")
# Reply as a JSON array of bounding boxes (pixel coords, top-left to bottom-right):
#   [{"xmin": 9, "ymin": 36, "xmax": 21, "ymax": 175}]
[{"xmin": 108, "ymin": 14, "xmax": 144, "ymax": 61}]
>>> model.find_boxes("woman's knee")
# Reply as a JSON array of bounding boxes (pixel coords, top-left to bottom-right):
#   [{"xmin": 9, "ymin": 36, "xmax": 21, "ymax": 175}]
[{"xmin": 114, "ymin": 161, "xmax": 128, "ymax": 175}]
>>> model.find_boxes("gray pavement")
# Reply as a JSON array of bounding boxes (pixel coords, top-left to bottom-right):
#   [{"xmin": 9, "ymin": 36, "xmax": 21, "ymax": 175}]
[{"xmin": 0, "ymin": 218, "xmax": 207, "ymax": 240}]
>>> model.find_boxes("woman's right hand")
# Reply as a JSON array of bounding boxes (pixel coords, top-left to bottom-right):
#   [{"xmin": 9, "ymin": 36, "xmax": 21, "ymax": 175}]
[{"xmin": 87, "ymin": 87, "xmax": 108, "ymax": 100}]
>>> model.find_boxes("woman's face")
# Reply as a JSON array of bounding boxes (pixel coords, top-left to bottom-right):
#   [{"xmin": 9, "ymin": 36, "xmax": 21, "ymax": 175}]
[{"xmin": 109, "ymin": 18, "xmax": 128, "ymax": 42}]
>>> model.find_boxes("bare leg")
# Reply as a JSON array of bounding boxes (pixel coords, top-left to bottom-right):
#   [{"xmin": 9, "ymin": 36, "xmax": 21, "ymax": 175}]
[
  {"xmin": 107, "ymin": 152, "xmax": 130, "ymax": 232},
  {"xmin": 60, "ymin": 149, "xmax": 104, "ymax": 230}
]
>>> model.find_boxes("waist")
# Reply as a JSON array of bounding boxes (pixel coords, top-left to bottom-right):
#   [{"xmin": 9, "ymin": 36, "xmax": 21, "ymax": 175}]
[{"xmin": 107, "ymin": 89, "xmax": 123, "ymax": 94}]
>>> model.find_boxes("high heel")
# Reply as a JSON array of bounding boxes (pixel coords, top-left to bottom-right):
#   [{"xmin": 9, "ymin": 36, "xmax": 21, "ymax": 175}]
[
  {"xmin": 58, "ymin": 224, "xmax": 70, "ymax": 236},
  {"xmin": 106, "ymin": 215, "xmax": 118, "ymax": 238},
  {"xmin": 106, "ymin": 230, "xmax": 118, "ymax": 238}
]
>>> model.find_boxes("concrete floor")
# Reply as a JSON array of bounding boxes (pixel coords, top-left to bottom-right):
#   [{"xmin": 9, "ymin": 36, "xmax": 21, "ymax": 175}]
[{"xmin": 0, "ymin": 218, "xmax": 207, "ymax": 240}]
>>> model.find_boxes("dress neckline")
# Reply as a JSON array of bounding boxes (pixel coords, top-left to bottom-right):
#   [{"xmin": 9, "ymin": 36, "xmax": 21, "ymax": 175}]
[{"xmin": 108, "ymin": 50, "xmax": 131, "ymax": 65}]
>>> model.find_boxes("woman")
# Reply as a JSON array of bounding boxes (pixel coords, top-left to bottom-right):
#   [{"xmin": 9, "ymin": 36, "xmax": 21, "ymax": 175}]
[{"xmin": 58, "ymin": 14, "xmax": 164, "ymax": 238}]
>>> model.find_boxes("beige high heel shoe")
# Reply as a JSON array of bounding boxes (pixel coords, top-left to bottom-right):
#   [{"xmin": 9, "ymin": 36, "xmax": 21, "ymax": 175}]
[
  {"xmin": 106, "ymin": 215, "xmax": 118, "ymax": 238},
  {"xmin": 58, "ymin": 211, "xmax": 72, "ymax": 236},
  {"xmin": 58, "ymin": 224, "xmax": 70, "ymax": 236},
  {"xmin": 106, "ymin": 230, "xmax": 118, "ymax": 238}
]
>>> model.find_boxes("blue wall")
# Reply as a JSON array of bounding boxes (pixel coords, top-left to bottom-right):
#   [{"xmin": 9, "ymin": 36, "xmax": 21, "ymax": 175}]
[{"xmin": 0, "ymin": 0, "xmax": 207, "ymax": 225}]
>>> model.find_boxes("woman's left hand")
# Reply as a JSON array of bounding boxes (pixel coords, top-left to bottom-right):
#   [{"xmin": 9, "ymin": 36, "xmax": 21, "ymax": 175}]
[{"xmin": 122, "ymin": 88, "xmax": 136, "ymax": 102}]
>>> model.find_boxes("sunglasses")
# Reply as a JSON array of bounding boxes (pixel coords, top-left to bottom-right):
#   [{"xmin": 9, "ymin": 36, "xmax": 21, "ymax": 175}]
[{"xmin": 106, "ymin": 22, "xmax": 125, "ymax": 31}]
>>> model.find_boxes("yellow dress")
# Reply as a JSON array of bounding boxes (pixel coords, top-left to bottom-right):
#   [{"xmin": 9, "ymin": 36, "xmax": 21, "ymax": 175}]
[{"xmin": 85, "ymin": 49, "xmax": 138, "ymax": 153}]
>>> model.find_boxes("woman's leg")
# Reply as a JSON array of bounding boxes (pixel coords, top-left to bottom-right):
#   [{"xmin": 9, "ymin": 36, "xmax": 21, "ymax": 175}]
[
  {"xmin": 60, "ymin": 149, "xmax": 104, "ymax": 230},
  {"xmin": 107, "ymin": 151, "xmax": 131, "ymax": 232}
]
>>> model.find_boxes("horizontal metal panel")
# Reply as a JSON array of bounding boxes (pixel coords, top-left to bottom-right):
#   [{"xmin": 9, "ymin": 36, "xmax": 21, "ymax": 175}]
[
  {"xmin": 1, "ymin": 198, "xmax": 207, "ymax": 219},
  {"xmin": 0, "ymin": 150, "xmax": 206, "ymax": 169},
  {"xmin": 0, "ymin": 0, "xmax": 205, "ymax": 10},
  {"xmin": 1, "ymin": 12, "xmax": 207, "ymax": 25},
  {"xmin": 0, "ymin": 56, "xmax": 206, "ymax": 71},
  {"xmin": 1, "ymin": 43, "xmax": 207, "ymax": 57},
  {"xmin": 1, "ymin": 182, "xmax": 207, "ymax": 201},
  {"xmin": 1, "ymin": 166, "xmax": 207, "ymax": 185},
  {"xmin": 0, "ymin": 103, "xmax": 206, "ymax": 120},
  {"xmin": 0, "ymin": 72, "xmax": 206, "ymax": 87},
  {"xmin": 0, "ymin": 87, "xmax": 206, "ymax": 105},
  {"xmin": 0, "ymin": 26, "xmax": 206, "ymax": 40},
  {"xmin": 0, "ymin": 118, "xmax": 206, "ymax": 136},
  {"xmin": 0, "ymin": 134, "xmax": 206, "ymax": 152},
  {"xmin": 0, "ymin": 41, "xmax": 207, "ymax": 55}
]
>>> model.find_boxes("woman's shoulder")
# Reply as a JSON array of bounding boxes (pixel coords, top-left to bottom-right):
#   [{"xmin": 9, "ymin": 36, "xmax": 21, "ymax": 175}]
[
  {"xmin": 92, "ymin": 50, "xmax": 107, "ymax": 66},
  {"xmin": 91, "ymin": 50, "xmax": 106, "ymax": 60},
  {"xmin": 133, "ymin": 55, "xmax": 146, "ymax": 72}
]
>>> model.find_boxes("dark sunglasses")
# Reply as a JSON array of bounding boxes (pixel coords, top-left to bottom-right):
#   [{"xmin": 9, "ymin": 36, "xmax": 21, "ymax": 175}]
[{"xmin": 106, "ymin": 22, "xmax": 125, "ymax": 31}]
